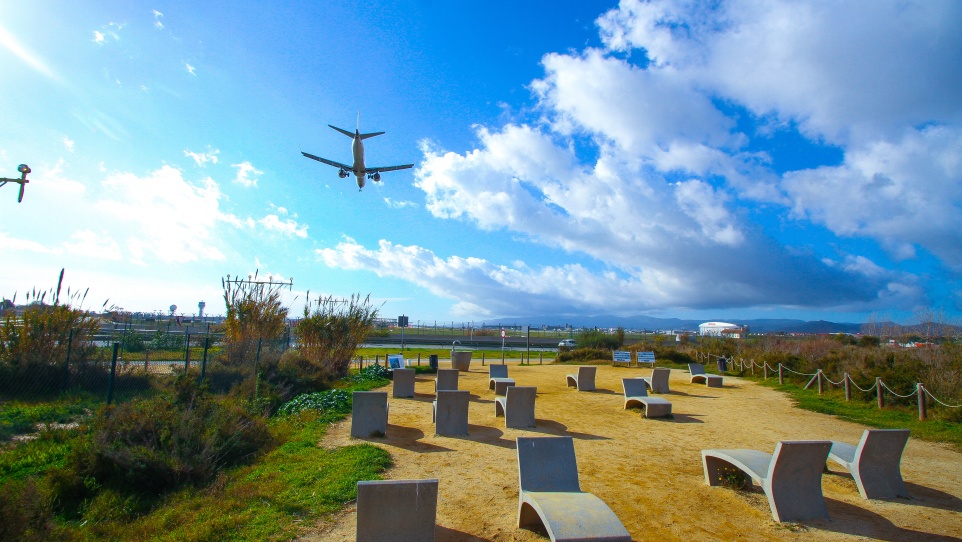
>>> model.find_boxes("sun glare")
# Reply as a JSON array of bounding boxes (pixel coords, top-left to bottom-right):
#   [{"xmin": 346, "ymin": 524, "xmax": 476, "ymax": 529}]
[{"xmin": 0, "ymin": 24, "xmax": 58, "ymax": 80}]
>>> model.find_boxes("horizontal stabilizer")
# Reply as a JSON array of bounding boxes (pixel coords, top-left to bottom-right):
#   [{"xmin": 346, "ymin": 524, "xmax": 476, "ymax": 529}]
[
  {"xmin": 359, "ymin": 131, "xmax": 385, "ymax": 140},
  {"xmin": 328, "ymin": 124, "xmax": 354, "ymax": 138}
]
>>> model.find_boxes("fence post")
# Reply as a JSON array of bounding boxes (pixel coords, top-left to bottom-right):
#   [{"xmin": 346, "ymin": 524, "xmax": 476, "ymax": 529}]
[
  {"xmin": 750, "ymin": 359, "xmax": 754, "ymax": 376},
  {"xmin": 817, "ymin": 370, "xmax": 824, "ymax": 395},
  {"xmin": 501, "ymin": 351, "xmax": 505, "ymax": 363},
  {"xmin": 778, "ymin": 363, "xmax": 783, "ymax": 385},
  {"xmin": 376, "ymin": 354, "xmax": 380, "ymax": 367},
  {"xmin": 482, "ymin": 352, "xmax": 485, "ymax": 366},
  {"xmin": 184, "ymin": 332, "xmax": 191, "ymax": 371},
  {"xmin": 763, "ymin": 362, "xmax": 768, "ymax": 380},
  {"xmin": 876, "ymin": 377, "xmax": 884, "ymax": 409},
  {"xmin": 62, "ymin": 328, "xmax": 74, "ymax": 391},
  {"xmin": 918, "ymin": 383, "xmax": 927, "ymax": 420},
  {"xmin": 539, "ymin": 351, "xmax": 543, "ymax": 365},
  {"xmin": 417, "ymin": 353, "xmax": 421, "ymax": 366},
  {"xmin": 254, "ymin": 339, "xmax": 262, "ymax": 399},
  {"xmin": 844, "ymin": 373, "xmax": 851, "ymax": 401},
  {"xmin": 200, "ymin": 337, "xmax": 209, "ymax": 381},
  {"xmin": 107, "ymin": 342, "xmax": 119, "ymax": 405}
]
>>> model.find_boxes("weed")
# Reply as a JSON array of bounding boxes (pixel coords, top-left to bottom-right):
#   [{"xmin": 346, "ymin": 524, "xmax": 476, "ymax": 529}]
[{"xmin": 717, "ymin": 466, "xmax": 748, "ymax": 490}]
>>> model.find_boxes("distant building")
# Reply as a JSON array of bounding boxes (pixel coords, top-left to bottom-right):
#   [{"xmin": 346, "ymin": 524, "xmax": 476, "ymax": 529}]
[{"xmin": 699, "ymin": 321, "xmax": 749, "ymax": 338}]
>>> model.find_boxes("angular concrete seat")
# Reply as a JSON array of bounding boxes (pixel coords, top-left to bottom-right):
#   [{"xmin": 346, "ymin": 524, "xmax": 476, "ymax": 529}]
[
  {"xmin": 688, "ymin": 363, "xmax": 723, "ymax": 387},
  {"xmin": 392, "ymin": 368, "xmax": 415, "ymax": 398},
  {"xmin": 351, "ymin": 391, "xmax": 389, "ymax": 438},
  {"xmin": 495, "ymin": 386, "xmax": 537, "ymax": 428},
  {"xmin": 356, "ymin": 478, "xmax": 438, "ymax": 542},
  {"xmin": 565, "ymin": 366, "xmax": 596, "ymax": 391},
  {"xmin": 516, "ymin": 436, "xmax": 631, "ymax": 542},
  {"xmin": 702, "ymin": 440, "xmax": 832, "ymax": 522},
  {"xmin": 435, "ymin": 368, "xmax": 459, "ymax": 392},
  {"xmin": 829, "ymin": 429, "xmax": 910, "ymax": 499},
  {"xmin": 488, "ymin": 364, "xmax": 517, "ymax": 395},
  {"xmin": 622, "ymin": 378, "xmax": 672, "ymax": 418},
  {"xmin": 642, "ymin": 367, "xmax": 671, "ymax": 394},
  {"xmin": 433, "ymin": 390, "xmax": 469, "ymax": 436}
]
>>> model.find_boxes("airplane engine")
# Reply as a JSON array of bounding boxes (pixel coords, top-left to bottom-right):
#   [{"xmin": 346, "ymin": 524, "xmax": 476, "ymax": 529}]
[
  {"xmin": 338, "ymin": 169, "xmax": 348, "ymax": 179},
  {"xmin": 372, "ymin": 172, "xmax": 381, "ymax": 182}
]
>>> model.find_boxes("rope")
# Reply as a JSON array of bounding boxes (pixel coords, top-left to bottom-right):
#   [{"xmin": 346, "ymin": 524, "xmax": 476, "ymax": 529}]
[
  {"xmin": 879, "ymin": 380, "xmax": 918, "ymax": 399},
  {"xmin": 823, "ymin": 374, "xmax": 845, "ymax": 386},
  {"xmin": 923, "ymin": 387, "xmax": 962, "ymax": 408},
  {"xmin": 781, "ymin": 366, "xmax": 817, "ymax": 377},
  {"xmin": 848, "ymin": 378, "xmax": 876, "ymax": 393}
]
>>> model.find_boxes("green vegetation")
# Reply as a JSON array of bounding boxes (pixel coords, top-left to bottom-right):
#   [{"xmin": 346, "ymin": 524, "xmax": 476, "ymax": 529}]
[
  {"xmin": 295, "ymin": 293, "xmax": 379, "ymax": 380},
  {"xmin": 0, "ymin": 395, "xmax": 92, "ymax": 441}
]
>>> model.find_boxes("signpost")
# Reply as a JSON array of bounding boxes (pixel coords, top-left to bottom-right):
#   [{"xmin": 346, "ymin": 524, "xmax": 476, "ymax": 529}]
[{"xmin": 398, "ymin": 315, "xmax": 409, "ymax": 351}]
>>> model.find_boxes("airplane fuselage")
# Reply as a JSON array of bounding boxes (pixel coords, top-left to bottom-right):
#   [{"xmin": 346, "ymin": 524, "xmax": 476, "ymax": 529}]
[{"xmin": 352, "ymin": 131, "xmax": 366, "ymax": 189}]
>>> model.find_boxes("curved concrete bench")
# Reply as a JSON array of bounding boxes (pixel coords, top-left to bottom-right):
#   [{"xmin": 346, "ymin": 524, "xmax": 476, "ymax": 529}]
[
  {"xmin": 351, "ymin": 391, "xmax": 389, "ymax": 438},
  {"xmin": 435, "ymin": 368, "xmax": 459, "ymax": 392},
  {"xmin": 688, "ymin": 363, "xmax": 723, "ymax": 387},
  {"xmin": 356, "ymin": 478, "xmax": 438, "ymax": 542},
  {"xmin": 565, "ymin": 366, "xmax": 596, "ymax": 391},
  {"xmin": 495, "ymin": 386, "xmax": 537, "ymax": 428},
  {"xmin": 829, "ymin": 429, "xmax": 910, "ymax": 499},
  {"xmin": 392, "ymin": 368, "xmax": 415, "ymax": 398},
  {"xmin": 642, "ymin": 367, "xmax": 671, "ymax": 394},
  {"xmin": 433, "ymin": 390, "xmax": 469, "ymax": 436},
  {"xmin": 516, "ymin": 436, "xmax": 631, "ymax": 542},
  {"xmin": 702, "ymin": 440, "xmax": 832, "ymax": 523},
  {"xmin": 622, "ymin": 378, "xmax": 672, "ymax": 418},
  {"xmin": 488, "ymin": 364, "xmax": 516, "ymax": 395}
]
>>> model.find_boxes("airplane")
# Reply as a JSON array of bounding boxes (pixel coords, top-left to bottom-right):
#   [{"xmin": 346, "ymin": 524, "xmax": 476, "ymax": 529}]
[
  {"xmin": 301, "ymin": 116, "xmax": 413, "ymax": 191},
  {"xmin": 0, "ymin": 164, "xmax": 30, "ymax": 203}
]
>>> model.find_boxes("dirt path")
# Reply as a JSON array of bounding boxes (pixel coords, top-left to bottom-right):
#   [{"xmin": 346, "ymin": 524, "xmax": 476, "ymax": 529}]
[{"xmin": 301, "ymin": 362, "xmax": 962, "ymax": 541}]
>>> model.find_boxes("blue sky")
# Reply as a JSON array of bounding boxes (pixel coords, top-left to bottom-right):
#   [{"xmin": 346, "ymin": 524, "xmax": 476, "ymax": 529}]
[{"xmin": 2, "ymin": 0, "xmax": 961, "ymax": 325}]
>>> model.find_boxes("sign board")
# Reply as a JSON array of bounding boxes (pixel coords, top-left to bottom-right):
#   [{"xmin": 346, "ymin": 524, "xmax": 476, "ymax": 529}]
[
  {"xmin": 387, "ymin": 354, "xmax": 405, "ymax": 369},
  {"xmin": 501, "ymin": 329, "xmax": 506, "ymax": 339},
  {"xmin": 397, "ymin": 315, "xmax": 409, "ymax": 328},
  {"xmin": 522, "ymin": 325, "xmax": 529, "ymax": 334}
]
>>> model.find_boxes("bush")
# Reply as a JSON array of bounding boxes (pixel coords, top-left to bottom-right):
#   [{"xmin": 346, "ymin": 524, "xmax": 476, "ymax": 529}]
[
  {"xmin": 79, "ymin": 378, "xmax": 273, "ymax": 494},
  {"xmin": 296, "ymin": 294, "xmax": 379, "ymax": 380},
  {"xmin": 278, "ymin": 389, "xmax": 351, "ymax": 416},
  {"xmin": 575, "ymin": 329, "xmax": 622, "ymax": 350},
  {"xmin": 858, "ymin": 335, "xmax": 881, "ymax": 348},
  {"xmin": 557, "ymin": 348, "xmax": 611, "ymax": 363},
  {"xmin": 352, "ymin": 364, "xmax": 390, "ymax": 383}
]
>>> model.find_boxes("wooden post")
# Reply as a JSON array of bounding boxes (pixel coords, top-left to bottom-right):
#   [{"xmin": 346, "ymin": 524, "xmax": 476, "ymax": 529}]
[
  {"xmin": 876, "ymin": 377, "xmax": 884, "ymax": 409},
  {"xmin": 417, "ymin": 353, "xmax": 421, "ymax": 366},
  {"xmin": 844, "ymin": 373, "xmax": 851, "ymax": 401},
  {"xmin": 750, "ymin": 359, "xmax": 755, "ymax": 376},
  {"xmin": 778, "ymin": 363, "xmax": 783, "ymax": 385},
  {"xmin": 376, "ymin": 354, "xmax": 380, "ymax": 367},
  {"xmin": 918, "ymin": 383, "xmax": 927, "ymax": 420},
  {"xmin": 817, "ymin": 370, "xmax": 824, "ymax": 395},
  {"xmin": 763, "ymin": 362, "xmax": 768, "ymax": 379},
  {"xmin": 539, "ymin": 351, "xmax": 543, "ymax": 365},
  {"xmin": 482, "ymin": 352, "xmax": 485, "ymax": 366}
]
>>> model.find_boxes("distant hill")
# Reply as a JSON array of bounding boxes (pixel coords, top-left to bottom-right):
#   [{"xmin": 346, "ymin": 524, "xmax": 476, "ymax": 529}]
[{"xmin": 489, "ymin": 315, "xmax": 864, "ymax": 334}]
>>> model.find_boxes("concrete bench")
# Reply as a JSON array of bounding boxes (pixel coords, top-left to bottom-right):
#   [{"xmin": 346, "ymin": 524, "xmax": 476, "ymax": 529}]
[
  {"xmin": 637, "ymin": 351, "xmax": 656, "ymax": 368},
  {"xmin": 703, "ymin": 440, "xmax": 832, "ymax": 522},
  {"xmin": 356, "ymin": 479, "xmax": 438, "ymax": 542},
  {"xmin": 829, "ymin": 429, "xmax": 910, "ymax": 499},
  {"xmin": 433, "ymin": 390, "xmax": 469, "ymax": 436},
  {"xmin": 351, "ymin": 391, "xmax": 388, "ymax": 438},
  {"xmin": 642, "ymin": 367, "xmax": 671, "ymax": 394},
  {"xmin": 435, "ymin": 368, "xmax": 459, "ymax": 392},
  {"xmin": 488, "ymin": 364, "xmax": 517, "ymax": 395},
  {"xmin": 516, "ymin": 436, "xmax": 631, "ymax": 542},
  {"xmin": 392, "ymin": 368, "xmax": 415, "ymax": 398},
  {"xmin": 495, "ymin": 386, "xmax": 537, "ymax": 428},
  {"xmin": 565, "ymin": 366, "xmax": 596, "ymax": 391},
  {"xmin": 622, "ymin": 378, "xmax": 672, "ymax": 418},
  {"xmin": 612, "ymin": 350, "xmax": 632, "ymax": 367},
  {"xmin": 689, "ymin": 363, "xmax": 723, "ymax": 387}
]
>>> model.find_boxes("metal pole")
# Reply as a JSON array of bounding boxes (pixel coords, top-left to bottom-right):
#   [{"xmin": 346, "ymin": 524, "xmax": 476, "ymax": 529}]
[
  {"xmin": 107, "ymin": 342, "xmax": 119, "ymax": 405},
  {"xmin": 917, "ymin": 383, "xmax": 927, "ymax": 420},
  {"xmin": 201, "ymin": 337, "xmax": 210, "ymax": 381},
  {"xmin": 184, "ymin": 332, "xmax": 191, "ymax": 371}
]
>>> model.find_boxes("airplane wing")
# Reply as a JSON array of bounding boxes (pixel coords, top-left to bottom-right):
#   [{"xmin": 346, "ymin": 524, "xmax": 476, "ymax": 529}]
[
  {"xmin": 364, "ymin": 164, "xmax": 414, "ymax": 173},
  {"xmin": 301, "ymin": 152, "xmax": 352, "ymax": 171}
]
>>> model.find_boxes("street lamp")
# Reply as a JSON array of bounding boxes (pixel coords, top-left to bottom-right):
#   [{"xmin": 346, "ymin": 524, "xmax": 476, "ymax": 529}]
[{"xmin": 0, "ymin": 164, "xmax": 30, "ymax": 202}]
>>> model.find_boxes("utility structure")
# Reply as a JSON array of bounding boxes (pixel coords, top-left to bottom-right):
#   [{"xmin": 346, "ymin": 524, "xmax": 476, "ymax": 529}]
[{"xmin": 1, "ymin": 164, "xmax": 31, "ymax": 202}]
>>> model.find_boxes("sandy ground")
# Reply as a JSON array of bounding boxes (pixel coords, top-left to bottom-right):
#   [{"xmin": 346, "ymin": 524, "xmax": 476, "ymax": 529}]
[{"xmin": 301, "ymin": 362, "xmax": 962, "ymax": 541}]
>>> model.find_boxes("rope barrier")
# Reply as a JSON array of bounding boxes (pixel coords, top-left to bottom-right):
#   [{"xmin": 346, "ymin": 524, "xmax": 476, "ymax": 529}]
[
  {"xmin": 781, "ymin": 366, "xmax": 817, "ymax": 377},
  {"xmin": 847, "ymin": 378, "xmax": 876, "ymax": 393},
  {"xmin": 823, "ymin": 374, "xmax": 845, "ymax": 386},
  {"xmin": 879, "ymin": 380, "xmax": 919, "ymax": 399},
  {"xmin": 922, "ymin": 387, "xmax": 962, "ymax": 408}
]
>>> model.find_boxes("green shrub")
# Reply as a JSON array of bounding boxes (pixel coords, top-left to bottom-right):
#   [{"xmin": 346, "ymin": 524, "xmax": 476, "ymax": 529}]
[
  {"xmin": 557, "ymin": 348, "xmax": 611, "ymax": 363},
  {"xmin": 858, "ymin": 335, "xmax": 881, "ymax": 348},
  {"xmin": 353, "ymin": 364, "xmax": 390, "ymax": 383},
  {"xmin": 278, "ymin": 389, "xmax": 352, "ymax": 416},
  {"xmin": 296, "ymin": 293, "xmax": 379, "ymax": 379},
  {"xmin": 575, "ymin": 329, "xmax": 622, "ymax": 350},
  {"xmin": 79, "ymin": 378, "xmax": 273, "ymax": 494}
]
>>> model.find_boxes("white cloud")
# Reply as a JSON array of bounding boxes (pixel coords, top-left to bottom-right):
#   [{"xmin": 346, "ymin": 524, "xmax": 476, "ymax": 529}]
[
  {"xmin": 152, "ymin": 9, "xmax": 164, "ymax": 29},
  {"xmin": 384, "ymin": 198, "xmax": 417, "ymax": 209},
  {"xmin": 0, "ymin": 232, "xmax": 60, "ymax": 255},
  {"xmin": 184, "ymin": 147, "xmax": 219, "ymax": 167},
  {"xmin": 258, "ymin": 214, "xmax": 308, "ymax": 238},
  {"xmin": 231, "ymin": 161, "xmax": 262, "ymax": 187},
  {"xmin": 185, "ymin": 63, "xmax": 196, "ymax": 76},
  {"xmin": 93, "ymin": 30, "xmax": 106, "ymax": 44},
  {"xmin": 61, "ymin": 136, "xmax": 75, "ymax": 152},
  {"xmin": 63, "ymin": 230, "xmax": 122, "ymax": 260}
]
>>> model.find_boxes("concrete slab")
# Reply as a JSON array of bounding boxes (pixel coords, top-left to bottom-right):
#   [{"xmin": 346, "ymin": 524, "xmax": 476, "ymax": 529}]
[
  {"xmin": 433, "ymin": 390, "xmax": 469, "ymax": 436},
  {"xmin": 392, "ymin": 368, "xmax": 415, "ymax": 398},
  {"xmin": 435, "ymin": 369, "xmax": 459, "ymax": 391},
  {"xmin": 351, "ymin": 391, "xmax": 388, "ymax": 438},
  {"xmin": 356, "ymin": 478, "xmax": 438, "ymax": 542}
]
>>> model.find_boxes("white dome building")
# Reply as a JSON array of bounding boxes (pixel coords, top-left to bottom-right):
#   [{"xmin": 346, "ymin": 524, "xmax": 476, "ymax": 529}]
[{"xmin": 699, "ymin": 321, "xmax": 749, "ymax": 338}]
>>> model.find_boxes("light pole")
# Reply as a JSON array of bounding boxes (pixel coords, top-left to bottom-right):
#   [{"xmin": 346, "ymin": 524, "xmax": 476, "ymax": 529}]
[{"xmin": 0, "ymin": 164, "xmax": 31, "ymax": 202}]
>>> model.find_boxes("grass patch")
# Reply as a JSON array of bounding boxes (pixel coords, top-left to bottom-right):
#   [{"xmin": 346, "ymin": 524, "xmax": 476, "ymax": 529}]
[
  {"xmin": 756, "ymin": 378, "xmax": 962, "ymax": 451},
  {"xmin": 0, "ymin": 394, "xmax": 94, "ymax": 441}
]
